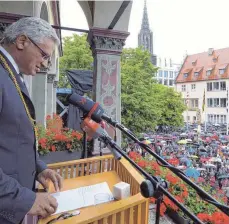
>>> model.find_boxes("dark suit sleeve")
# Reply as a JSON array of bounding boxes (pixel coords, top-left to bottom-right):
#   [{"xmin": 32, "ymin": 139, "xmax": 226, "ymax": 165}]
[
  {"xmin": 0, "ymin": 168, "xmax": 36, "ymax": 224},
  {"xmin": 36, "ymin": 151, "xmax": 47, "ymax": 174},
  {"xmin": 0, "ymin": 85, "xmax": 3, "ymax": 114}
]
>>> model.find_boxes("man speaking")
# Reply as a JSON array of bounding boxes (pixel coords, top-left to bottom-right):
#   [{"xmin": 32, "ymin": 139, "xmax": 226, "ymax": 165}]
[{"xmin": 0, "ymin": 17, "xmax": 63, "ymax": 223}]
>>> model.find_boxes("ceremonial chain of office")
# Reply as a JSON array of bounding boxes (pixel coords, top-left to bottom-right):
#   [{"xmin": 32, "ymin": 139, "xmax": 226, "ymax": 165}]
[{"xmin": 0, "ymin": 54, "xmax": 39, "ymax": 150}]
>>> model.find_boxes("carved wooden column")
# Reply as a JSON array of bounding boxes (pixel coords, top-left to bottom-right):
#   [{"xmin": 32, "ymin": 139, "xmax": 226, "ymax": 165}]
[
  {"xmin": 46, "ymin": 74, "xmax": 55, "ymax": 116},
  {"xmin": 88, "ymin": 28, "xmax": 129, "ymax": 152}
]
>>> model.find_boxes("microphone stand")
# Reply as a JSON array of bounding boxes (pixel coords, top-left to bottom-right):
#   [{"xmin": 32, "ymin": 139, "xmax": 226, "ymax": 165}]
[
  {"xmin": 103, "ymin": 116, "xmax": 229, "ymax": 217},
  {"xmin": 83, "ymin": 131, "xmax": 87, "ymax": 158},
  {"xmin": 99, "ymin": 134, "xmax": 204, "ymax": 224}
]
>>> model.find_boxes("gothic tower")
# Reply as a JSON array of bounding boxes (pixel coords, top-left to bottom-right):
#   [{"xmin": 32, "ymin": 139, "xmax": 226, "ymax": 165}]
[{"xmin": 138, "ymin": 0, "xmax": 157, "ymax": 66}]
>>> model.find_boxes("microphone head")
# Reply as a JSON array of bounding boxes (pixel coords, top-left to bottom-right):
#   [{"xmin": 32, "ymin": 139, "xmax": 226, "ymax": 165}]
[
  {"xmin": 68, "ymin": 93, "xmax": 104, "ymax": 123},
  {"xmin": 140, "ymin": 180, "xmax": 155, "ymax": 198}
]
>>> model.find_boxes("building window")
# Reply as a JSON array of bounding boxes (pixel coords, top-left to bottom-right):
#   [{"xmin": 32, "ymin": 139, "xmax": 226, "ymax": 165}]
[
  {"xmin": 207, "ymin": 98, "xmax": 213, "ymax": 107},
  {"xmin": 207, "ymin": 82, "xmax": 225, "ymax": 91},
  {"xmin": 184, "ymin": 73, "xmax": 188, "ymax": 78},
  {"xmin": 220, "ymin": 115, "xmax": 226, "ymax": 124},
  {"xmin": 207, "ymin": 82, "xmax": 212, "ymax": 91},
  {"xmin": 213, "ymin": 82, "xmax": 219, "ymax": 90},
  {"xmin": 169, "ymin": 71, "xmax": 173, "ymax": 78},
  {"xmin": 206, "ymin": 70, "xmax": 212, "ymax": 76},
  {"xmin": 220, "ymin": 98, "xmax": 227, "ymax": 107},
  {"xmin": 194, "ymin": 72, "xmax": 199, "ymax": 76},
  {"xmin": 213, "ymin": 98, "xmax": 220, "ymax": 107},
  {"xmin": 159, "ymin": 70, "xmax": 163, "ymax": 77},
  {"xmin": 207, "ymin": 98, "xmax": 226, "ymax": 107},
  {"xmin": 164, "ymin": 79, "xmax": 168, "ymax": 85},
  {"xmin": 187, "ymin": 116, "xmax": 190, "ymax": 121},
  {"xmin": 219, "ymin": 69, "xmax": 225, "ymax": 75},
  {"xmin": 159, "ymin": 79, "xmax": 163, "ymax": 84},
  {"xmin": 181, "ymin": 85, "xmax": 186, "ymax": 92},
  {"xmin": 208, "ymin": 114, "xmax": 226, "ymax": 124},
  {"xmin": 220, "ymin": 81, "xmax": 226, "ymax": 90},
  {"xmin": 169, "ymin": 80, "xmax": 173, "ymax": 86},
  {"xmin": 191, "ymin": 99, "xmax": 198, "ymax": 108},
  {"xmin": 164, "ymin": 71, "xmax": 168, "ymax": 78},
  {"xmin": 191, "ymin": 84, "xmax": 196, "ymax": 91}
]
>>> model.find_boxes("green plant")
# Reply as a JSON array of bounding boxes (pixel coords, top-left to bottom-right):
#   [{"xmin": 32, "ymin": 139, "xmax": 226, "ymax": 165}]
[
  {"xmin": 37, "ymin": 114, "xmax": 84, "ymax": 155},
  {"xmin": 128, "ymin": 152, "xmax": 228, "ymax": 223}
]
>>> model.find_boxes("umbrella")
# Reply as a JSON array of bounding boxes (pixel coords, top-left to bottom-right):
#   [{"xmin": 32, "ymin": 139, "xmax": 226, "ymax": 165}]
[
  {"xmin": 199, "ymin": 152, "xmax": 208, "ymax": 156},
  {"xmin": 200, "ymin": 157, "xmax": 209, "ymax": 162},
  {"xmin": 199, "ymin": 146, "xmax": 205, "ymax": 150},
  {"xmin": 204, "ymin": 164, "xmax": 216, "ymax": 168},
  {"xmin": 142, "ymin": 140, "xmax": 152, "ymax": 145},
  {"xmin": 188, "ymin": 148, "xmax": 195, "ymax": 154},
  {"xmin": 221, "ymin": 140, "xmax": 228, "ymax": 143},
  {"xmin": 180, "ymin": 157, "xmax": 192, "ymax": 166},
  {"xmin": 162, "ymin": 156, "xmax": 171, "ymax": 160},
  {"xmin": 176, "ymin": 165, "xmax": 186, "ymax": 170},
  {"xmin": 180, "ymin": 157, "xmax": 189, "ymax": 163},
  {"xmin": 189, "ymin": 155, "xmax": 198, "ymax": 159},
  {"xmin": 199, "ymin": 148, "xmax": 207, "ymax": 152},
  {"xmin": 177, "ymin": 140, "xmax": 187, "ymax": 144},
  {"xmin": 218, "ymin": 174, "xmax": 229, "ymax": 180},
  {"xmin": 196, "ymin": 168, "xmax": 206, "ymax": 171},
  {"xmin": 209, "ymin": 157, "xmax": 222, "ymax": 162},
  {"xmin": 185, "ymin": 168, "xmax": 200, "ymax": 180}
]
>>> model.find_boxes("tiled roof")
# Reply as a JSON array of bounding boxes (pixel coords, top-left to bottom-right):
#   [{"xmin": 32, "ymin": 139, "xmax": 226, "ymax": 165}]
[{"xmin": 176, "ymin": 47, "xmax": 229, "ymax": 83}]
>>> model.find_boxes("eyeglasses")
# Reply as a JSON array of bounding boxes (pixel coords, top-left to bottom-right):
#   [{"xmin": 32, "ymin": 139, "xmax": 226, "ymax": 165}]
[{"xmin": 27, "ymin": 37, "xmax": 51, "ymax": 61}]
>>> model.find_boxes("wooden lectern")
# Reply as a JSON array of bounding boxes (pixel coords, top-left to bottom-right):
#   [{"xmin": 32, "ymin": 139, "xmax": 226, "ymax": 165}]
[{"xmin": 38, "ymin": 155, "xmax": 149, "ymax": 224}]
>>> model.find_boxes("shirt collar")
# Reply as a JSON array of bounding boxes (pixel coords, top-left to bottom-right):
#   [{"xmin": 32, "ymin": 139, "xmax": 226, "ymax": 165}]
[{"xmin": 0, "ymin": 46, "xmax": 19, "ymax": 74}]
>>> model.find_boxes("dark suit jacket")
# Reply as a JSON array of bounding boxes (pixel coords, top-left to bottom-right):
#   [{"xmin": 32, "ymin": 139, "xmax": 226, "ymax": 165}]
[{"xmin": 0, "ymin": 50, "xmax": 47, "ymax": 223}]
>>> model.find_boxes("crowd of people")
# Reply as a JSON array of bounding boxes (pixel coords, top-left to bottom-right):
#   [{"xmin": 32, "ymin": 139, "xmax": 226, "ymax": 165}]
[{"xmin": 124, "ymin": 123, "xmax": 229, "ymax": 204}]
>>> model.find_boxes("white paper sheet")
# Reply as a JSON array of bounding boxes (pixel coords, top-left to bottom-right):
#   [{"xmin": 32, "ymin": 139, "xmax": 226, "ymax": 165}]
[{"xmin": 52, "ymin": 182, "xmax": 114, "ymax": 215}]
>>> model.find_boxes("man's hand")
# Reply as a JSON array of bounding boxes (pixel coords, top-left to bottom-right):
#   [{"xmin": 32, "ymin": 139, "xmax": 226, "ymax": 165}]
[
  {"xmin": 37, "ymin": 169, "xmax": 63, "ymax": 192},
  {"xmin": 28, "ymin": 193, "xmax": 58, "ymax": 218}
]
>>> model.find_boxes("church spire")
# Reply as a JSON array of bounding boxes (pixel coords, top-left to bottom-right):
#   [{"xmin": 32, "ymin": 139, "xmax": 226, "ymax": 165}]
[
  {"xmin": 141, "ymin": 0, "xmax": 150, "ymax": 30},
  {"xmin": 138, "ymin": 0, "xmax": 157, "ymax": 66}
]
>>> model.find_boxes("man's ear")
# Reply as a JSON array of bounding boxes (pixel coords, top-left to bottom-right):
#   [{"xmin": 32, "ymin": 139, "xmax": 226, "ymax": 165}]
[{"xmin": 15, "ymin": 35, "xmax": 27, "ymax": 50}]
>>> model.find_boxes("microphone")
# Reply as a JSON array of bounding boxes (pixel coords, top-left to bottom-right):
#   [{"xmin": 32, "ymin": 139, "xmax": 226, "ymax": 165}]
[
  {"xmin": 68, "ymin": 93, "xmax": 105, "ymax": 123},
  {"xmin": 80, "ymin": 117, "xmax": 122, "ymax": 160},
  {"xmin": 68, "ymin": 93, "xmax": 115, "ymax": 125}
]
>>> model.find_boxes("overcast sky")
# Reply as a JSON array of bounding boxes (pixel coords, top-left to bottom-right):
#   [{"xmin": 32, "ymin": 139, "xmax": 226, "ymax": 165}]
[{"xmin": 60, "ymin": 0, "xmax": 229, "ymax": 64}]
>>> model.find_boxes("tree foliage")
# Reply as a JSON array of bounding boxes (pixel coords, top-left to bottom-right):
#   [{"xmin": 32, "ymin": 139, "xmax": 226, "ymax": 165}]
[
  {"xmin": 59, "ymin": 34, "xmax": 93, "ymax": 87},
  {"xmin": 121, "ymin": 48, "xmax": 159, "ymax": 133},
  {"xmin": 121, "ymin": 47, "xmax": 186, "ymax": 134},
  {"xmin": 58, "ymin": 34, "xmax": 186, "ymax": 134},
  {"xmin": 151, "ymin": 84, "xmax": 186, "ymax": 128}
]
